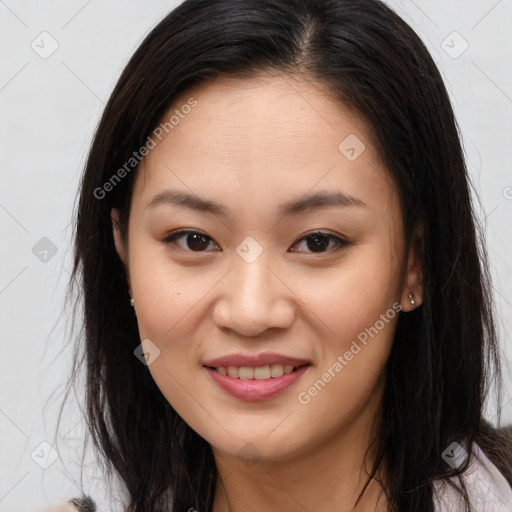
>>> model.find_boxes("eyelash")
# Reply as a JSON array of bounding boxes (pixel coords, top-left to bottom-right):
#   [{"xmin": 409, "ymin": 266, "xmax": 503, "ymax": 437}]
[{"xmin": 162, "ymin": 229, "xmax": 352, "ymax": 254}]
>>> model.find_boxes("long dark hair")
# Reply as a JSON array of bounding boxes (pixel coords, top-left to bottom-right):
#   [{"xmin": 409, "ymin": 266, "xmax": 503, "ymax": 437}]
[{"xmin": 65, "ymin": 0, "xmax": 512, "ymax": 511}]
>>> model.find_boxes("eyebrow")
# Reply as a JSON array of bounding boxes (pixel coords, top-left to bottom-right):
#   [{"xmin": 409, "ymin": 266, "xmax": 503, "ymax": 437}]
[{"xmin": 145, "ymin": 189, "xmax": 366, "ymax": 217}]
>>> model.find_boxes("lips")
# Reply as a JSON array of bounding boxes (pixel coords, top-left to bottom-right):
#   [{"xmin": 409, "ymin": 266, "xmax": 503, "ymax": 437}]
[
  {"xmin": 203, "ymin": 353, "xmax": 310, "ymax": 380},
  {"xmin": 203, "ymin": 353, "xmax": 311, "ymax": 400}
]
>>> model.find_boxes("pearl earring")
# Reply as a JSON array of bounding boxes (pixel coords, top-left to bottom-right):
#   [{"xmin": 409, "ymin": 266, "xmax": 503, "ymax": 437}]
[
  {"xmin": 129, "ymin": 298, "xmax": 135, "ymax": 307},
  {"xmin": 409, "ymin": 292, "xmax": 416, "ymax": 308}
]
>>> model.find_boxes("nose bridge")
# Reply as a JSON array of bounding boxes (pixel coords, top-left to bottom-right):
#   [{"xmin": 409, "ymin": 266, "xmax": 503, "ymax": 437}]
[
  {"xmin": 234, "ymin": 250, "xmax": 274, "ymax": 306},
  {"xmin": 213, "ymin": 246, "xmax": 295, "ymax": 335},
  {"xmin": 231, "ymin": 234, "xmax": 277, "ymax": 304}
]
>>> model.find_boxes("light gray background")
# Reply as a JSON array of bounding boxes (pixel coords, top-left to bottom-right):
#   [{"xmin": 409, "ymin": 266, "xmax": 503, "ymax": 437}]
[{"xmin": 1, "ymin": 1, "xmax": 511, "ymax": 510}]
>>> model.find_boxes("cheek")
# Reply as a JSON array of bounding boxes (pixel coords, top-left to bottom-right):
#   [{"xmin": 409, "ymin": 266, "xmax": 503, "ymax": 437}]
[
  {"xmin": 292, "ymin": 244, "xmax": 400, "ymax": 415},
  {"xmin": 128, "ymin": 241, "xmax": 213, "ymax": 339},
  {"xmin": 294, "ymin": 290, "xmax": 398, "ymax": 449},
  {"xmin": 126, "ymin": 242, "xmax": 219, "ymax": 405},
  {"xmin": 127, "ymin": 248, "xmax": 209, "ymax": 417},
  {"xmin": 301, "ymin": 243, "xmax": 401, "ymax": 343}
]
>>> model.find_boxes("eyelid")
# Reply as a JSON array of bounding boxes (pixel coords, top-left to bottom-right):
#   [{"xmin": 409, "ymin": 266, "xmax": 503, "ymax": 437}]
[
  {"xmin": 291, "ymin": 230, "xmax": 353, "ymax": 252},
  {"xmin": 162, "ymin": 229, "xmax": 352, "ymax": 253},
  {"xmin": 163, "ymin": 229, "xmax": 221, "ymax": 251}
]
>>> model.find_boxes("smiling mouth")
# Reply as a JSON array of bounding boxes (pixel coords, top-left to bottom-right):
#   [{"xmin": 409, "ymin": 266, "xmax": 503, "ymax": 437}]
[{"xmin": 207, "ymin": 363, "xmax": 310, "ymax": 380}]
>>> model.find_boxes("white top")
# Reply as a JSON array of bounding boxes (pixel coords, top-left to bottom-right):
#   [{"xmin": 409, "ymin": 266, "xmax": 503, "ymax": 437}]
[{"xmin": 433, "ymin": 442, "xmax": 512, "ymax": 511}]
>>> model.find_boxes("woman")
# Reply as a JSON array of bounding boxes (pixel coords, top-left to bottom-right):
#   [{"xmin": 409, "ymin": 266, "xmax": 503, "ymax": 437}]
[{"xmin": 51, "ymin": 0, "xmax": 512, "ymax": 510}]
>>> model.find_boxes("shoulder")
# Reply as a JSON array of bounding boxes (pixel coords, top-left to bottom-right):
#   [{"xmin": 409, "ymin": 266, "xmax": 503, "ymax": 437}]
[
  {"xmin": 35, "ymin": 497, "xmax": 96, "ymax": 512},
  {"xmin": 433, "ymin": 441, "xmax": 512, "ymax": 511},
  {"xmin": 33, "ymin": 505, "xmax": 78, "ymax": 512}
]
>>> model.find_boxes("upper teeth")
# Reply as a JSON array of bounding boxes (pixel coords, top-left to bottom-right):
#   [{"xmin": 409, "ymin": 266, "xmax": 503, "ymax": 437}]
[{"xmin": 216, "ymin": 364, "xmax": 295, "ymax": 380}]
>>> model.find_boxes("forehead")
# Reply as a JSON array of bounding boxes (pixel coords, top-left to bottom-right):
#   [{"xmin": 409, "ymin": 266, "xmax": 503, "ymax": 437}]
[
  {"xmin": 156, "ymin": 73, "xmax": 375, "ymax": 160},
  {"xmin": 131, "ymin": 73, "xmax": 397, "ymax": 220}
]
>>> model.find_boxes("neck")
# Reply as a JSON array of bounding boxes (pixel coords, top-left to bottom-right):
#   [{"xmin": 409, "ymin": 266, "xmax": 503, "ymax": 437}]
[{"xmin": 210, "ymin": 384, "xmax": 388, "ymax": 512}]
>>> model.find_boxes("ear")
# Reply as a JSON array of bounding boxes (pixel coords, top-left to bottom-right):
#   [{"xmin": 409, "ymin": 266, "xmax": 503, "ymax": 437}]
[
  {"xmin": 111, "ymin": 208, "xmax": 131, "ymax": 294},
  {"xmin": 401, "ymin": 221, "xmax": 423, "ymax": 312}
]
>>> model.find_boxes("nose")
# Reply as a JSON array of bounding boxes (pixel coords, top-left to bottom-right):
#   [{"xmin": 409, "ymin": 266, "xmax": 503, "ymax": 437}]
[{"xmin": 212, "ymin": 252, "xmax": 296, "ymax": 337}]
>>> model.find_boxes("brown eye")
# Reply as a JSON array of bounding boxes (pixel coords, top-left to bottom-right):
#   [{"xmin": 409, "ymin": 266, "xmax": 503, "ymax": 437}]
[
  {"xmin": 289, "ymin": 231, "xmax": 352, "ymax": 254},
  {"xmin": 163, "ymin": 229, "xmax": 351, "ymax": 254},
  {"xmin": 163, "ymin": 230, "xmax": 220, "ymax": 252}
]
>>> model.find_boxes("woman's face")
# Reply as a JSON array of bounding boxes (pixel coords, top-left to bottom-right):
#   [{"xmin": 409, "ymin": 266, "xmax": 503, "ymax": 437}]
[{"xmin": 113, "ymin": 73, "xmax": 422, "ymax": 464}]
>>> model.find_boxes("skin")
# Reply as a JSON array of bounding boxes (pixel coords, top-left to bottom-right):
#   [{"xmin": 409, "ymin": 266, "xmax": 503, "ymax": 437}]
[{"xmin": 112, "ymin": 72, "xmax": 423, "ymax": 512}]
